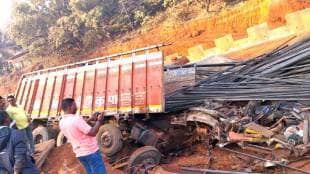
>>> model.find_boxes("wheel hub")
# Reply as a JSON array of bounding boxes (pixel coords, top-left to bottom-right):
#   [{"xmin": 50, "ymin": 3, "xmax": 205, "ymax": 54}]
[
  {"xmin": 142, "ymin": 158, "xmax": 156, "ymax": 166},
  {"xmin": 101, "ymin": 131, "xmax": 113, "ymax": 147},
  {"xmin": 35, "ymin": 135, "xmax": 43, "ymax": 144}
]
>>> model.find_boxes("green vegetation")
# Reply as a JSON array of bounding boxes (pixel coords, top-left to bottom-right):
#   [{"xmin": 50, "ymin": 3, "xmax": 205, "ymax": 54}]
[{"xmin": 8, "ymin": 0, "xmax": 178, "ymax": 56}]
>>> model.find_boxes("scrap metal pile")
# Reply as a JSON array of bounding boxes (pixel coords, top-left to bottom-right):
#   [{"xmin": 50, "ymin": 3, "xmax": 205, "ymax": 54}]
[
  {"xmin": 166, "ymin": 37, "xmax": 310, "ymax": 111},
  {"xmin": 165, "ymin": 37, "xmax": 310, "ymax": 174}
]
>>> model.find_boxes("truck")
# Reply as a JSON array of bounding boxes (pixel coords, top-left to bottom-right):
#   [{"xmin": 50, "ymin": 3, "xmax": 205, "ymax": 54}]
[{"xmin": 15, "ymin": 45, "xmax": 214, "ymax": 173}]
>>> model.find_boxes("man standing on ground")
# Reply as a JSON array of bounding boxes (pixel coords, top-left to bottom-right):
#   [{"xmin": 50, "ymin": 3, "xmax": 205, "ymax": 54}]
[
  {"xmin": 0, "ymin": 111, "xmax": 39, "ymax": 174},
  {"xmin": 6, "ymin": 95, "xmax": 34, "ymax": 154},
  {"xmin": 60, "ymin": 98, "xmax": 107, "ymax": 174}
]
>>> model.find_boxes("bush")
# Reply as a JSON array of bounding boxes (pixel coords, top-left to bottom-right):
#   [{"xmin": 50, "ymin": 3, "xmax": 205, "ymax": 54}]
[{"xmin": 163, "ymin": 0, "xmax": 176, "ymax": 8}]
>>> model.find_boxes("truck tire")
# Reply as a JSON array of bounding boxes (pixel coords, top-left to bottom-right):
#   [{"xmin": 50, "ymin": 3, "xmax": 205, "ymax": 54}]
[
  {"xmin": 127, "ymin": 146, "xmax": 161, "ymax": 174},
  {"xmin": 32, "ymin": 126, "xmax": 49, "ymax": 144},
  {"xmin": 56, "ymin": 131, "xmax": 68, "ymax": 147},
  {"xmin": 96, "ymin": 124, "xmax": 123, "ymax": 157}
]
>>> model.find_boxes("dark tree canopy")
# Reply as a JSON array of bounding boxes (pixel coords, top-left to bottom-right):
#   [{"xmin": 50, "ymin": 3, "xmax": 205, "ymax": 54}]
[{"xmin": 8, "ymin": 0, "xmax": 178, "ymax": 56}]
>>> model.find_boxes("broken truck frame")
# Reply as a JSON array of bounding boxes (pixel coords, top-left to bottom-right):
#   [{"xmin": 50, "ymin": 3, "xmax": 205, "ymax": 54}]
[{"xmin": 14, "ymin": 45, "xmax": 215, "ymax": 173}]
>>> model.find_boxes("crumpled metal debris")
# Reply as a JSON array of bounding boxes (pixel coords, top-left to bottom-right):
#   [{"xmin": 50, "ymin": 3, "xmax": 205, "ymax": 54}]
[{"xmin": 184, "ymin": 99, "xmax": 310, "ymax": 173}]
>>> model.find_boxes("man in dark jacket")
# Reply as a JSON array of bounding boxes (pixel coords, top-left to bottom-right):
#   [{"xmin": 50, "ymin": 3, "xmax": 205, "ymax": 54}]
[{"xmin": 0, "ymin": 110, "xmax": 39, "ymax": 174}]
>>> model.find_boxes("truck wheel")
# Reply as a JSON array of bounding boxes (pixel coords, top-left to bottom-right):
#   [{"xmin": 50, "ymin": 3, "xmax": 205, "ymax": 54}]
[
  {"xmin": 56, "ymin": 131, "xmax": 68, "ymax": 147},
  {"xmin": 127, "ymin": 146, "xmax": 161, "ymax": 174},
  {"xmin": 32, "ymin": 126, "xmax": 49, "ymax": 144},
  {"xmin": 96, "ymin": 124, "xmax": 123, "ymax": 157}
]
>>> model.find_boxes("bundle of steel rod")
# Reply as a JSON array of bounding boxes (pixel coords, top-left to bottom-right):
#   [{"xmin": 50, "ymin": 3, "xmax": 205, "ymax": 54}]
[{"xmin": 165, "ymin": 37, "xmax": 310, "ymax": 112}]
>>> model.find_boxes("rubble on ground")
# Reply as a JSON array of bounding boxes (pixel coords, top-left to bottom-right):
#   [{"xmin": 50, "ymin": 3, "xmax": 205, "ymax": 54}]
[{"xmin": 163, "ymin": 37, "xmax": 310, "ymax": 174}]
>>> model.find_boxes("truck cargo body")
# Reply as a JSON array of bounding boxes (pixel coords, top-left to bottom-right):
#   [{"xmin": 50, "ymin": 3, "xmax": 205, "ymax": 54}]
[
  {"xmin": 15, "ymin": 46, "xmax": 203, "ymax": 172},
  {"xmin": 16, "ymin": 51, "xmax": 165, "ymax": 119}
]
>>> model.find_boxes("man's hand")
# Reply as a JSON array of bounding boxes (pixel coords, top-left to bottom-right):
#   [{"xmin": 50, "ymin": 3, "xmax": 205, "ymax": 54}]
[
  {"xmin": 88, "ymin": 112, "xmax": 100, "ymax": 122},
  {"xmin": 97, "ymin": 113, "xmax": 105, "ymax": 122},
  {"xmin": 87, "ymin": 113, "xmax": 105, "ymax": 137}
]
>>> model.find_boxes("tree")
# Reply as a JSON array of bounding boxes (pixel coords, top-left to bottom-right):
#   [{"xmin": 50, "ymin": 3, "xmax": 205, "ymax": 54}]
[
  {"xmin": 48, "ymin": 14, "xmax": 84, "ymax": 52},
  {"xmin": 9, "ymin": 0, "xmax": 180, "ymax": 56},
  {"xmin": 9, "ymin": 1, "xmax": 59, "ymax": 55}
]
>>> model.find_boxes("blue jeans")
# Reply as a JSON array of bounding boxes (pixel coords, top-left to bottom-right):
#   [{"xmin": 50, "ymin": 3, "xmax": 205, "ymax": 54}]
[
  {"xmin": 78, "ymin": 151, "xmax": 107, "ymax": 174},
  {"xmin": 21, "ymin": 160, "xmax": 40, "ymax": 174},
  {"xmin": 24, "ymin": 125, "xmax": 35, "ymax": 155}
]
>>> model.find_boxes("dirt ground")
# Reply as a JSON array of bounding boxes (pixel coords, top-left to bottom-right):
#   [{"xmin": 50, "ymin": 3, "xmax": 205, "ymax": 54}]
[
  {"xmin": 99, "ymin": 0, "xmax": 310, "ymax": 57},
  {"xmin": 41, "ymin": 143, "xmax": 310, "ymax": 174},
  {"xmin": 161, "ymin": 145, "xmax": 310, "ymax": 174},
  {"xmin": 268, "ymin": 0, "xmax": 310, "ymax": 29},
  {"xmin": 41, "ymin": 144, "xmax": 123, "ymax": 174}
]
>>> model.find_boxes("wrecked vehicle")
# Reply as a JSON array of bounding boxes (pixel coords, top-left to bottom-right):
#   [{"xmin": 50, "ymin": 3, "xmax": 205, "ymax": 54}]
[
  {"xmin": 167, "ymin": 37, "xmax": 310, "ymax": 174},
  {"xmin": 14, "ymin": 36, "xmax": 310, "ymax": 173},
  {"xmin": 14, "ymin": 45, "xmax": 219, "ymax": 173}
]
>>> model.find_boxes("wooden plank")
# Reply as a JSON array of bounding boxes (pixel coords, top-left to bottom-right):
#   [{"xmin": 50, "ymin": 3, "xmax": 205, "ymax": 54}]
[
  {"xmin": 245, "ymin": 123, "xmax": 274, "ymax": 138},
  {"xmin": 34, "ymin": 139, "xmax": 55, "ymax": 169}
]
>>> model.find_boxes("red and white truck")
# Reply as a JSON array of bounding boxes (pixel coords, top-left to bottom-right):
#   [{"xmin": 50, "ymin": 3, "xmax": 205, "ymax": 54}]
[{"xmin": 15, "ymin": 45, "xmax": 210, "ymax": 173}]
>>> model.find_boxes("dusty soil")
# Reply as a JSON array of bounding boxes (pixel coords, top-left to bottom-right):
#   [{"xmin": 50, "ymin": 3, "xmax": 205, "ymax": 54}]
[
  {"xmin": 268, "ymin": 0, "xmax": 310, "ymax": 29},
  {"xmin": 96, "ymin": 0, "xmax": 310, "ymax": 58},
  {"xmin": 161, "ymin": 144, "xmax": 310, "ymax": 174},
  {"xmin": 41, "ymin": 143, "xmax": 310, "ymax": 174},
  {"xmin": 282, "ymin": 159, "xmax": 310, "ymax": 174},
  {"xmin": 161, "ymin": 145, "xmax": 259, "ymax": 173},
  {"xmin": 41, "ymin": 144, "xmax": 123, "ymax": 174},
  {"xmin": 0, "ymin": 72, "xmax": 22, "ymax": 95}
]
